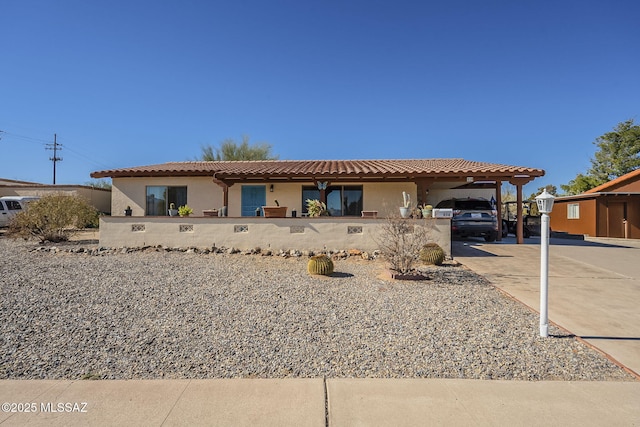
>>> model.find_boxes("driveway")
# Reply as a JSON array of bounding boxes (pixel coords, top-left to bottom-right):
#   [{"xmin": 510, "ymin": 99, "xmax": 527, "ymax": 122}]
[{"xmin": 452, "ymin": 235, "xmax": 640, "ymax": 377}]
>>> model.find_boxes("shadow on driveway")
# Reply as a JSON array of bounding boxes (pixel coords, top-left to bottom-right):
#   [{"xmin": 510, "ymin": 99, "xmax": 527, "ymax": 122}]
[{"xmin": 452, "ymin": 235, "xmax": 640, "ymax": 258}]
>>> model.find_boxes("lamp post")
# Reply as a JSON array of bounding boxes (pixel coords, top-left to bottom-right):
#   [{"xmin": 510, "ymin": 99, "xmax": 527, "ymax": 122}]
[{"xmin": 535, "ymin": 189, "xmax": 555, "ymax": 337}]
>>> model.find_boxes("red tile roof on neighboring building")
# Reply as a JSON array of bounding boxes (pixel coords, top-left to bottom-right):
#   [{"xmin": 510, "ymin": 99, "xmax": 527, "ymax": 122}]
[{"xmin": 91, "ymin": 158, "xmax": 544, "ymax": 182}]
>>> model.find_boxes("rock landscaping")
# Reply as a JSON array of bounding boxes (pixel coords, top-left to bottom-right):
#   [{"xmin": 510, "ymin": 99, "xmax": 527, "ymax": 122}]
[{"xmin": 0, "ymin": 237, "xmax": 634, "ymax": 381}]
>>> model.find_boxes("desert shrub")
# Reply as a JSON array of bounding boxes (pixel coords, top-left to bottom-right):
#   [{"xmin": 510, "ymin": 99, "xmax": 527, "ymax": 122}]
[
  {"xmin": 8, "ymin": 193, "xmax": 99, "ymax": 242},
  {"xmin": 85, "ymin": 211, "xmax": 102, "ymax": 229},
  {"xmin": 419, "ymin": 243, "xmax": 445, "ymax": 265},
  {"xmin": 375, "ymin": 214, "xmax": 431, "ymax": 274}
]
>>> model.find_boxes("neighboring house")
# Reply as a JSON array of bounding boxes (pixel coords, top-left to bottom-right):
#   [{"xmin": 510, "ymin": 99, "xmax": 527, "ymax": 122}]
[
  {"xmin": 551, "ymin": 169, "xmax": 640, "ymax": 239},
  {"xmin": 0, "ymin": 178, "xmax": 112, "ymax": 214},
  {"xmin": 90, "ymin": 159, "xmax": 544, "ymax": 251}
]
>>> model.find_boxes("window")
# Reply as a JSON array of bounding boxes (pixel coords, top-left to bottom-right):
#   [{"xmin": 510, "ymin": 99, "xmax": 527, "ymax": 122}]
[
  {"xmin": 340, "ymin": 186, "xmax": 364, "ymax": 216},
  {"xmin": 5, "ymin": 201, "xmax": 22, "ymax": 210},
  {"xmin": 567, "ymin": 203, "xmax": 580, "ymax": 219},
  {"xmin": 301, "ymin": 185, "xmax": 363, "ymax": 216},
  {"xmin": 302, "ymin": 188, "xmax": 320, "ymax": 215},
  {"xmin": 146, "ymin": 186, "xmax": 187, "ymax": 216}
]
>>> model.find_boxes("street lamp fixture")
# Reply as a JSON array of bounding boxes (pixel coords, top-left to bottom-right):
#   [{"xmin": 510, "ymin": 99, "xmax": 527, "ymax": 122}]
[
  {"xmin": 535, "ymin": 188, "xmax": 555, "ymax": 214},
  {"xmin": 535, "ymin": 189, "xmax": 555, "ymax": 337}
]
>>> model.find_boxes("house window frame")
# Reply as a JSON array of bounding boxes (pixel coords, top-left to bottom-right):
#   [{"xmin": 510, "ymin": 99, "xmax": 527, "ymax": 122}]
[
  {"xmin": 145, "ymin": 186, "xmax": 187, "ymax": 216},
  {"xmin": 301, "ymin": 185, "xmax": 363, "ymax": 216},
  {"xmin": 567, "ymin": 203, "xmax": 580, "ymax": 220}
]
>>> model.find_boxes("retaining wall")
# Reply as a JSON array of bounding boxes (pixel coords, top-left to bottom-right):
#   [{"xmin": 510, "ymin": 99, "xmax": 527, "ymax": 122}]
[{"xmin": 99, "ymin": 216, "xmax": 452, "ymax": 256}]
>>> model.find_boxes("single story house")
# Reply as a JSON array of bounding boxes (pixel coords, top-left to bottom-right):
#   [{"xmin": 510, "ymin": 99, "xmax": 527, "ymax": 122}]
[
  {"xmin": 0, "ymin": 178, "xmax": 112, "ymax": 214},
  {"xmin": 550, "ymin": 169, "xmax": 640, "ymax": 239},
  {"xmin": 90, "ymin": 158, "xmax": 545, "ymax": 252}
]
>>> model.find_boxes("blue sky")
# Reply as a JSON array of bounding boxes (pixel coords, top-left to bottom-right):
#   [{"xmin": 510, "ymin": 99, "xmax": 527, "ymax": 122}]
[{"xmin": 2, "ymin": 0, "xmax": 638, "ymax": 195}]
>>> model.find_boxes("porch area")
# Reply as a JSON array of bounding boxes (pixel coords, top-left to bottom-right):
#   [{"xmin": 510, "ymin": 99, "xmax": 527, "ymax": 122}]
[{"xmin": 99, "ymin": 216, "xmax": 452, "ymax": 256}]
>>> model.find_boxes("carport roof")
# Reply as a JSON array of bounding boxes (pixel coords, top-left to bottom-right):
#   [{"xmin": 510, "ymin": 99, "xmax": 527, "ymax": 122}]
[{"xmin": 91, "ymin": 158, "xmax": 544, "ymax": 184}]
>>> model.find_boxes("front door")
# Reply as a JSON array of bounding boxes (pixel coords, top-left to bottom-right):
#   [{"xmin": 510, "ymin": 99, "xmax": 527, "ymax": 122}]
[
  {"xmin": 608, "ymin": 202, "xmax": 626, "ymax": 238},
  {"xmin": 241, "ymin": 185, "xmax": 266, "ymax": 217}
]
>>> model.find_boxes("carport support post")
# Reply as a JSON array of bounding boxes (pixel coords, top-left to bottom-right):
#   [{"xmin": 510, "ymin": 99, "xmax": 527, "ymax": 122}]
[
  {"xmin": 508, "ymin": 175, "xmax": 534, "ymax": 244},
  {"xmin": 539, "ymin": 211, "xmax": 550, "ymax": 337}
]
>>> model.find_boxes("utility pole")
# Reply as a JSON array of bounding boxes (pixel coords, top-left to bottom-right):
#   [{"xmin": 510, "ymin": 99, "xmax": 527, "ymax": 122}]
[{"xmin": 46, "ymin": 134, "xmax": 63, "ymax": 184}]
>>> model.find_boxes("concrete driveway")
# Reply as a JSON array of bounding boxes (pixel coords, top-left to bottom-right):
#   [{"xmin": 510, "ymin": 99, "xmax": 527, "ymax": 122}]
[{"xmin": 452, "ymin": 235, "xmax": 640, "ymax": 377}]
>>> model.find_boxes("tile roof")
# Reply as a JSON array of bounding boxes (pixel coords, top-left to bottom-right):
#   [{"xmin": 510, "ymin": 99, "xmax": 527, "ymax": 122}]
[{"xmin": 91, "ymin": 159, "xmax": 544, "ymax": 180}]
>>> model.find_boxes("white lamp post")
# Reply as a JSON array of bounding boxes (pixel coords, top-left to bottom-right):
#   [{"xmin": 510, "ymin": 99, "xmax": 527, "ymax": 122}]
[{"xmin": 535, "ymin": 189, "xmax": 555, "ymax": 337}]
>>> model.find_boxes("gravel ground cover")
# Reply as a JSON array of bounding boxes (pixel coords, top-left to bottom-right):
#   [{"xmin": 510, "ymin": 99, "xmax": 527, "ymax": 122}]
[{"xmin": 0, "ymin": 238, "xmax": 634, "ymax": 381}]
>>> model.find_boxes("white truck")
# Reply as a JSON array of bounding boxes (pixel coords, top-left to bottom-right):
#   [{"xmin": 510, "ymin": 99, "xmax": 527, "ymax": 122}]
[{"xmin": 0, "ymin": 196, "xmax": 39, "ymax": 227}]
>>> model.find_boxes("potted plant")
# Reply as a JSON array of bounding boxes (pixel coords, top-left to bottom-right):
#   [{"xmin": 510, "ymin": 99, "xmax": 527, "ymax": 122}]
[
  {"xmin": 168, "ymin": 203, "xmax": 179, "ymax": 216},
  {"xmin": 262, "ymin": 199, "xmax": 287, "ymax": 218},
  {"xmin": 124, "ymin": 206, "xmax": 132, "ymax": 216},
  {"xmin": 419, "ymin": 204, "xmax": 433, "ymax": 218},
  {"xmin": 400, "ymin": 192, "xmax": 411, "ymax": 218},
  {"xmin": 306, "ymin": 199, "xmax": 328, "ymax": 217},
  {"xmin": 178, "ymin": 205, "xmax": 193, "ymax": 217}
]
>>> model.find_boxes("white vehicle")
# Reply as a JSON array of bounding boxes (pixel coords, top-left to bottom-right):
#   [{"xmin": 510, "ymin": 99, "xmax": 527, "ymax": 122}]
[{"xmin": 0, "ymin": 196, "xmax": 39, "ymax": 227}]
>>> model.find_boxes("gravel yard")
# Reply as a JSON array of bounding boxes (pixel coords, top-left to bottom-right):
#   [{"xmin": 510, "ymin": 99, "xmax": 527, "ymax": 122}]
[{"xmin": 0, "ymin": 237, "xmax": 634, "ymax": 381}]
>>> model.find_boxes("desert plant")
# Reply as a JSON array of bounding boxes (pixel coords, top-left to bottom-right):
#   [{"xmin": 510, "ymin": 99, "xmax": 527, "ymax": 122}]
[
  {"xmin": 374, "ymin": 213, "xmax": 431, "ymax": 274},
  {"xmin": 8, "ymin": 193, "xmax": 98, "ymax": 242},
  {"xmin": 306, "ymin": 199, "xmax": 327, "ymax": 217},
  {"xmin": 86, "ymin": 211, "xmax": 102, "ymax": 229},
  {"xmin": 419, "ymin": 204, "xmax": 433, "ymax": 218},
  {"xmin": 399, "ymin": 192, "xmax": 412, "ymax": 218},
  {"xmin": 178, "ymin": 205, "xmax": 193, "ymax": 217},
  {"xmin": 402, "ymin": 191, "xmax": 411, "ymax": 208},
  {"xmin": 307, "ymin": 254, "xmax": 334, "ymax": 275},
  {"xmin": 419, "ymin": 243, "xmax": 445, "ymax": 265}
]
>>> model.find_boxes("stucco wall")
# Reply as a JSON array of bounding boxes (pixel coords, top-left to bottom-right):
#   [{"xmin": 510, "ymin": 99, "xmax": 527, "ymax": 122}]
[
  {"xmin": 112, "ymin": 177, "xmax": 221, "ymax": 217},
  {"xmin": 228, "ymin": 182, "xmax": 417, "ymax": 217},
  {"xmin": 361, "ymin": 183, "xmax": 416, "ymax": 216},
  {"xmin": 99, "ymin": 216, "xmax": 452, "ymax": 257},
  {"xmin": 112, "ymin": 178, "xmax": 419, "ymax": 218},
  {"xmin": 1, "ymin": 186, "xmax": 111, "ymax": 213},
  {"xmin": 110, "ymin": 176, "xmax": 504, "ymax": 218}
]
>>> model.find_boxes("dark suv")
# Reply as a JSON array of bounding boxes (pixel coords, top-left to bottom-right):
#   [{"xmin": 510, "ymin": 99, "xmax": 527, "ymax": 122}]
[{"xmin": 435, "ymin": 198, "xmax": 498, "ymax": 242}]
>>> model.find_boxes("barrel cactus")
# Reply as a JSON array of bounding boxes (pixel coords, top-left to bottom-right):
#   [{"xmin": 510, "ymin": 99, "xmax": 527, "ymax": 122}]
[
  {"xmin": 419, "ymin": 243, "xmax": 445, "ymax": 266},
  {"xmin": 307, "ymin": 254, "xmax": 334, "ymax": 276}
]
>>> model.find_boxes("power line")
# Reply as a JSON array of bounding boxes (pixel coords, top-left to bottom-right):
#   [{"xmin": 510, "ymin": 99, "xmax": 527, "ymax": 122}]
[
  {"xmin": 59, "ymin": 143, "xmax": 113, "ymax": 170},
  {"xmin": 1, "ymin": 128, "xmax": 116, "ymax": 171},
  {"xmin": 0, "ymin": 130, "xmax": 50, "ymax": 145}
]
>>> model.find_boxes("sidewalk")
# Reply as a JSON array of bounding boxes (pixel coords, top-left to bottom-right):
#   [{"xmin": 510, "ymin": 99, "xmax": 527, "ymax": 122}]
[
  {"xmin": 1, "ymin": 378, "xmax": 638, "ymax": 426},
  {"xmin": 452, "ymin": 235, "xmax": 640, "ymax": 377}
]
